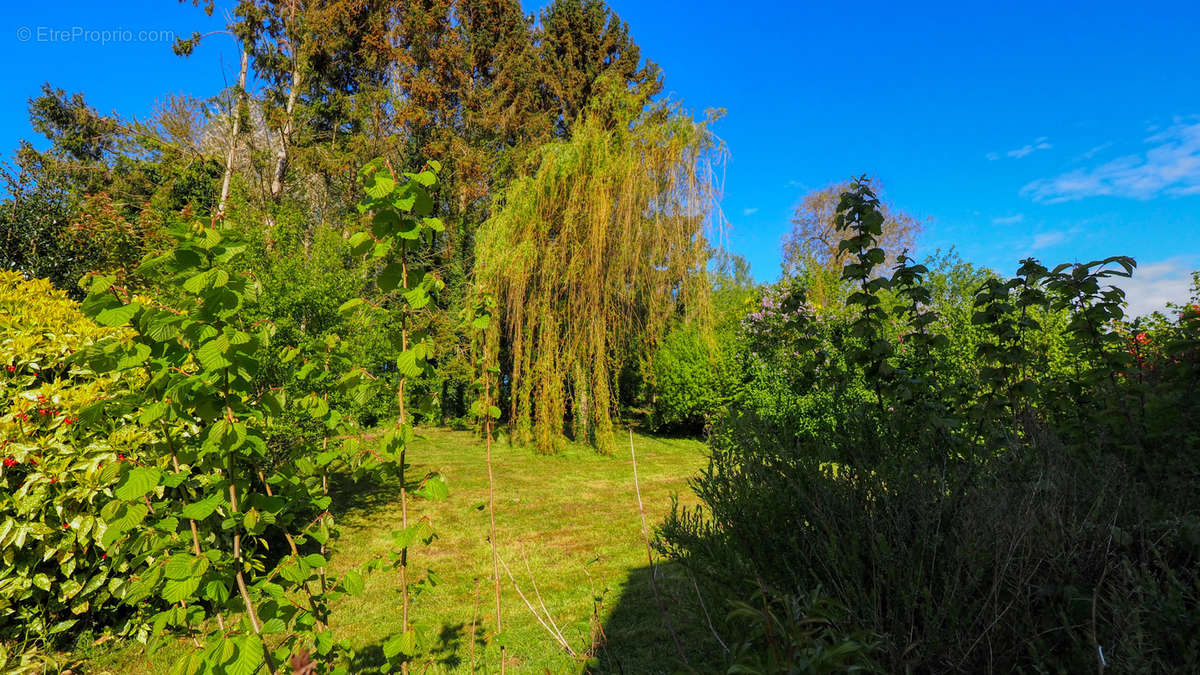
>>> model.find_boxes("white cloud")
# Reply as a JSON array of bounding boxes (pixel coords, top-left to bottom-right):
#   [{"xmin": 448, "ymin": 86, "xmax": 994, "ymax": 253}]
[
  {"xmin": 1079, "ymin": 142, "xmax": 1112, "ymax": 160},
  {"xmin": 1114, "ymin": 258, "xmax": 1197, "ymax": 317},
  {"xmin": 1022, "ymin": 120, "xmax": 1200, "ymax": 202},
  {"xmin": 987, "ymin": 137, "xmax": 1052, "ymax": 161},
  {"xmin": 742, "ymin": 207, "xmax": 759, "ymax": 216},
  {"xmin": 1007, "ymin": 137, "xmax": 1053, "ymax": 159},
  {"xmin": 992, "ymin": 214, "xmax": 1025, "ymax": 225},
  {"xmin": 1031, "ymin": 231, "xmax": 1066, "ymax": 249}
]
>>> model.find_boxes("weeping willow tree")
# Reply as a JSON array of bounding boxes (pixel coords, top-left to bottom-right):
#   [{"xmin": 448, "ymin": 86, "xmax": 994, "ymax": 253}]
[{"xmin": 475, "ymin": 90, "xmax": 723, "ymax": 454}]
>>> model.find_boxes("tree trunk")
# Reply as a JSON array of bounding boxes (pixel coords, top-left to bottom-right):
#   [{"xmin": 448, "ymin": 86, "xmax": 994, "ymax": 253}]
[{"xmin": 217, "ymin": 49, "xmax": 249, "ymax": 219}]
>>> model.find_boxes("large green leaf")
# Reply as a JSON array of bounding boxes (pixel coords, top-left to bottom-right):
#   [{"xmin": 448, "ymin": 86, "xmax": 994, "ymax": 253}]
[
  {"xmin": 396, "ymin": 350, "xmax": 423, "ymax": 378},
  {"xmin": 181, "ymin": 494, "xmax": 220, "ymax": 521},
  {"xmin": 414, "ymin": 473, "xmax": 449, "ymax": 501},
  {"xmin": 363, "ymin": 172, "xmax": 396, "ymax": 199},
  {"xmin": 196, "ymin": 335, "xmax": 233, "ymax": 371},
  {"xmin": 95, "ymin": 301, "xmax": 140, "ymax": 327},
  {"xmin": 378, "ymin": 262, "xmax": 406, "ymax": 292},
  {"xmin": 342, "ymin": 569, "xmax": 364, "ymax": 596},
  {"xmin": 161, "ymin": 576, "xmax": 200, "ymax": 603},
  {"xmin": 114, "ymin": 466, "xmax": 161, "ymax": 501},
  {"xmin": 227, "ymin": 635, "xmax": 266, "ymax": 675}
]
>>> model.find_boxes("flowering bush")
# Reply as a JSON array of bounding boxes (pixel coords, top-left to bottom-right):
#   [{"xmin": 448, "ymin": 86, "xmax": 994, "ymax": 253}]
[{"xmin": 0, "ymin": 271, "xmax": 149, "ymax": 641}]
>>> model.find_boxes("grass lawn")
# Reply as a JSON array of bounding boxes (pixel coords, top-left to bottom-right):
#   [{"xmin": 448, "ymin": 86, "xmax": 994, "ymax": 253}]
[{"xmin": 83, "ymin": 427, "xmax": 714, "ymax": 673}]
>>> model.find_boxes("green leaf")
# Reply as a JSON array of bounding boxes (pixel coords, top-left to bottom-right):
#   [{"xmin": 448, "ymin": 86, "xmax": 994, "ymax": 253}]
[
  {"xmin": 403, "ymin": 286, "xmax": 429, "ymax": 309},
  {"xmin": 47, "ymin": 619, "xmax": 78, "ymax": 635},
  {"xmin": 228, "ymin": 635, "xmax": 265, "ymax": 675},
  {"xmin": 407, "ymin": 170, "xmax": 436, "ymax": 186},
  {"xmin": 243, "ymin": 508, "xmax": 262, "ymax": 534},
  {"xmin": 396, "ymin": 350, "xmax": 423, "ymax": 378},
  {"xmin": 139, "ymin": 401, "xmax": 169, "ymax": 425},
  {"xmin": 102, "ymin": 502, "xmax": 149, "ymax": 546},
  {"xmin": 116, "ymin": 342, "xmax": 152, "ymax": 369},
  {"xmin": 348, "ymin": 231, "xmax": 374, "ymax": 256},
  {"xmin": 162, "ymin": 576, "xmax": 201, "ymax": 603},
  {"xmin": 114, "ymin": 466, "xmax": 161, "ymax": 501},
  {"xmin": 414, "ymin": 473, "xmax": 449, "ymax": 501},
  {"xmin": 169, "ymin": 650, "xmax": 205, "ymax": 675},
  {"xmin": 383, "ymin": 630, "xmax": 417, "ymax": 659},
  {"xmin": 303, "ymin": 553, "xmax": 327, "ymax": 568},
  {"xmin": 342, "ymin": 569, "xmax": 365, "ymax": 596},
  {"xmin": 87, "ymin": 274, "xmax": 116, "ymax": 295},
  {"xmin": 280, "ymin": 557, "xmax": 311, "ymax": 584},
  {"xmin": 203, "ymin": 581, "xmax": 231, "ymax": 604},
  {"xmin": 338, "ymin": 298, "xmax": 365, "ymax": 316},
  {"xmin": 206, "ymin": 419, "xmax": 247, "ymax": 452},
  {"xmin": 372, "ymin": 208, "xmax": 401, "ymax": 237},
  {"xmin": 378, "ymin": 262, "xmax": 406, "ymax": 292},
  {"xmin": 165, "ymin": 554, "xmax": 209, "ymax": 581},
  {"xmin": 95, "ymin": 301, "xmax": 140, "ymax": 327},
  {"xmin": 364, "ymin": 172, "xmax": 396, "ymax": 199},
  {"xmin": 196, "ymin": 335, "xmax": 233, "ymax": 371}
]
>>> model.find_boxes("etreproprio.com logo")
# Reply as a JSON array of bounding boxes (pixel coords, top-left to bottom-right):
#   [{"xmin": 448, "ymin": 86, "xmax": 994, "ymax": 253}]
[{"xmin": 16, "ymin": 26, "xmax": 176, "ymax": 45}]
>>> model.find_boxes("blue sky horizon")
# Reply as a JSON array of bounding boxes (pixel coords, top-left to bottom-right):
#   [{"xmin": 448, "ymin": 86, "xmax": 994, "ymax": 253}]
[{"xmin": 2, "ymin": 1, "xmax": 1198, "ymax": 314}]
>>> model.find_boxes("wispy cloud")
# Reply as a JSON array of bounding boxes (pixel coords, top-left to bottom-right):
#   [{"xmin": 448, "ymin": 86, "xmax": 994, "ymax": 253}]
[
  {"xmin": 1079, "ymin": 142, "xmax": 1112, "ymax": 160},
  {"xmin": 992, "ymin": 214, "xmax": 1025, "ymax": 225},
  {"xmin": 1031, "ymin": 231, "xmax": 1067, "ymax": 249},
  {"xmin": 989, "ymin": 137, "xmax": 1052, "ymax": 161},
  {"xmin": 1022, "ymin": 120, "xmax": 1200, "ymax": 202},
  {"xmin": 1113, "ymin": 258, "xmax": 1197, "ymax": 317},
  {"xmin": 742, "ymin": 207, "xmax": 759, "ymax": 216}
]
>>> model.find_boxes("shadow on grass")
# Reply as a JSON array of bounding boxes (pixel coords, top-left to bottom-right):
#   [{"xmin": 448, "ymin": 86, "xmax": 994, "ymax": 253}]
[
  {"xmin": 591, "ymin": 561, "xmax": 724, "ymax": 674},
  {"xmin": 325, "ymin": 467, "xmax": 425, "ymax": 518},
  {"xmin": 347, "ymin": 622, "xmax": 472, "ymax": 673}
]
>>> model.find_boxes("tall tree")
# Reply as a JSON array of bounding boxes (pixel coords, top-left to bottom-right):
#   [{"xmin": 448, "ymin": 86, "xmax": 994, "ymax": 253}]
[
  {"xmin": 536, "ymin": 0, "xmax": 661, "ymax": 135},
  {"xmin": 782, "ymin": 179, "xmax": 922, "ymax": 308},
  {"xmin": 783, "ymin": 179, "xmax": 922, "ymax": 275},
  {"xmin": 476, "ymin": 92, "xmax": 722, "ymax": 454}
]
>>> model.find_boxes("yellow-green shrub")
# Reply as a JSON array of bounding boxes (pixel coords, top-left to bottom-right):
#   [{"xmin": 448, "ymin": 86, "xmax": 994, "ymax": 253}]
[{"xmin": 0, "ymin": 272, "xmax": 147, "ymax": 641}]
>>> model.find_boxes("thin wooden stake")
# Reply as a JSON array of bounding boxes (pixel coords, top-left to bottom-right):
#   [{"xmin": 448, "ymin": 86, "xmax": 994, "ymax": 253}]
[{"xmin": 629, "ymin": 428, "xmax": 687, "ymax": 665}]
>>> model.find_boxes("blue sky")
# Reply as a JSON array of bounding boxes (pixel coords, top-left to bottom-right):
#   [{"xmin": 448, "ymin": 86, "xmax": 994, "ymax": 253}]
[{"xmin": 3, "ymin": 1, "xmax": 1199, "ymax": 313}]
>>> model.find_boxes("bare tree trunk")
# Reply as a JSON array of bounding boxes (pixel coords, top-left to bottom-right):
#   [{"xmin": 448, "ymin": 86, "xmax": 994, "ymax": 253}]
[
  {"xmin": 270, "ymin": 65, "xmax": 301, "ymax": 201},
  {"xmin": 217, "ymin": 49, "xmax": 249, "ymax": 219}
]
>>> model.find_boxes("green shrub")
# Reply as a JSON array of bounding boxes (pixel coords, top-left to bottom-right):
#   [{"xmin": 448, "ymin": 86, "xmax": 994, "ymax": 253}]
[
  {"xmin": 0, "ymin": 272, "xmax": 149, "ymax": 642},
  {"xmin": 649, "ymin": 324, "xmax": 729, "ymax": 433},
  {"xmin": 660, "ymin": 179, "xmax": 1200, "ymax": 672}
]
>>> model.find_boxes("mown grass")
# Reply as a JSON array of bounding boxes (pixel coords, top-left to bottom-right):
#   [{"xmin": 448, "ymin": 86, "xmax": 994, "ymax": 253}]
[{"xmin": 83, "ymin": 428, "xmax": 712, "ymax": 673}]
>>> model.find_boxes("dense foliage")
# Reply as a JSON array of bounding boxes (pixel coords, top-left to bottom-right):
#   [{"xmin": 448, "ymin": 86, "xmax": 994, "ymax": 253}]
[
  {"xmin": 0, "ymin": 273, "xmax": 143, "ymax": 643},
  {"xmin": 2, "ymin": 1, "xmax": 1199, "ymax": 671},
  {"xmin": 476, "ymin": 92, "xmax": 721, "ymax": 453},
  {"xmin": 660, "ymin": 179, "xmax": 1200, "ymax": 672}
]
